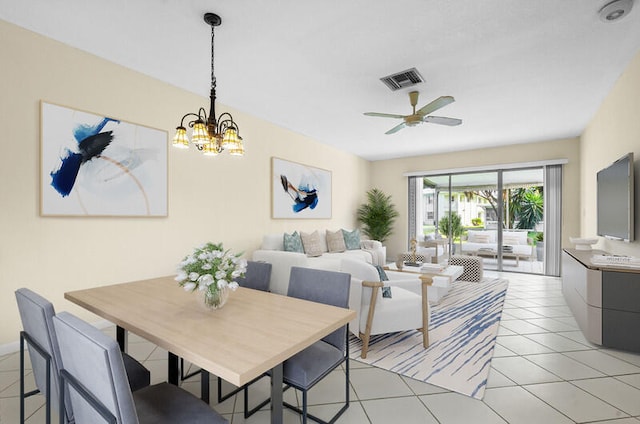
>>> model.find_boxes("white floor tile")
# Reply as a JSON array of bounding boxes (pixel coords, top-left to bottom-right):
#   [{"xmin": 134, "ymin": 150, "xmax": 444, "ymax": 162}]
[
  {"xmin": 483, "ymin": 386, "xmax": 574, "ymax": 424},
  {"xmin": 420, "ymin": 392, "xmax": 507, "ymax": 423},
  {"xmin": 486, "ymin": 368, "xmax": 517, "ymax": 388},
  {"xmin": 490, "ymin": 356, "xmax": 562, "ymax": 385},
  {"xmin": 524, "ymin": 332, "xmax": 595, "ymax": 352},
  {"xmin": 498, "ymin": 320, "xmax": 548, "ymax": 335},
  {"xmin": 615, "ymin": 373, "xmax": 640, "ymax": 390},
  {"xmin": 497, "ymin": 335, "xmax": 553, "ymax": 355},
  {"xmin": 361, "ymin": 396, "xmax": 438, "ymax": 424},
  {"xmin": 524, "ymin": 353, "xmax": 605, "ymax": 380},
  {"xmin": 526, "ymin": 317, "xmax": 582, "ymax": 332},
  {"xmin": 572, "ymin": 377, "xmax": 640, "ymax": 415},
  {"xmin": 348, "ymin": 367, "xmax": 413, "ymax": 400},
  {"xmin": 524, "ymin": 381, "xmax": 627, "ymax": 422},
  {"xmin": 564, "ymin": 350, "xmax": 640, "ymax": 376}
]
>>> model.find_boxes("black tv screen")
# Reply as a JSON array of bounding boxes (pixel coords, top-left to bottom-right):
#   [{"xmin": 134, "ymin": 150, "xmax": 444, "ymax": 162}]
[{"xmin": 597, "ymin": 153, "xmax": 635, "ymax": 241}]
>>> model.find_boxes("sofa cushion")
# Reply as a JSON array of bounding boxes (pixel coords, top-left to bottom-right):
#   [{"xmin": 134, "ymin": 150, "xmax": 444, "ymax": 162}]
[
  {"xmin": 467, "ymin": 230, "xmax": 496, "ymax": 243},
  {"xmin": 283, "ymin": 231, "xmax": 304, "ymax": 253},
  {"xmin": 262, "ymin": 233, "xmax": 285, "ymax": 250},
  {"xmin": 342, "ymin": 229, "xmax": 361, "ymax": 250},
  {"xmin": 300, "ymin": 231, "xmax": 324, "ymax": 257},
  {"xmin": 503, "ymin": 231, "xmax": 528, "ymax": 245},
  {"xmin": 326, "ymin": 229, "xmax": 347, "ymax": 253}
]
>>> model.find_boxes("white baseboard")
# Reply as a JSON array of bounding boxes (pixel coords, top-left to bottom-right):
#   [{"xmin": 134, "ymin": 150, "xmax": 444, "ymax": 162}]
[{"xmin": 1, "ymin": 319, "xmax": 114, "ymax": 356}]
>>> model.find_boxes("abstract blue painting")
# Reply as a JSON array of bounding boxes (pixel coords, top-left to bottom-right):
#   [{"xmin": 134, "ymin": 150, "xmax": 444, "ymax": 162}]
[
  {"xmin": 272, "ymin": 157, "xmax": 331, "ymax": 219},
  {"xmin": 41, "ymin": 102, "xmax": 168, "ymax": 216}
]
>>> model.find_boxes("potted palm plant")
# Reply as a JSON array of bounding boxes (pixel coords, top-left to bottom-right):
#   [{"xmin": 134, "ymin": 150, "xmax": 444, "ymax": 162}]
[{"xmin": 356, "ymin": 188, "xmax": 399, "ymax": 244}]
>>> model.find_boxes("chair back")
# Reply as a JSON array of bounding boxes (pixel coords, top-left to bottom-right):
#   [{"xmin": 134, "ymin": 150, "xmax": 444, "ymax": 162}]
[
  {"xmin": 287, "ymin": 267, "xmax": 351, "ymax": 349},
  {"xmin": 15, "ymin": 288, "xmax": 71, "ymax": 423},
  {"xmin": 236, "ymin": 261, "xmax": 272, "ymax": 291},
  {"xmin": 53, "ymin": 312, "xmax": 139, "ymax": 424}
]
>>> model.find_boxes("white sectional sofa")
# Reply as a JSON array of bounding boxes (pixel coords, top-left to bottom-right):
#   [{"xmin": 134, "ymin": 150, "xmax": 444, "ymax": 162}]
[
  {"xmin": 252, "ymin": 230, "xmax": 386, "ymax": 295},
  {"xmin": 460, "ymin": 230, "xmax": 534, "ymax": 259}
]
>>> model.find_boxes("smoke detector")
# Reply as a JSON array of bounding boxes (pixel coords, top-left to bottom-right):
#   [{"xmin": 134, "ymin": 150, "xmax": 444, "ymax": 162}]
[{"xmin": 599, "ymin": 0, "xmax": 633, "ymax": 22}]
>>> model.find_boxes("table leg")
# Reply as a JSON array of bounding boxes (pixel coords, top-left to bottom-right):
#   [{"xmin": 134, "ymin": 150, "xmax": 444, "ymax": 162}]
[
  {"xmin": 116, "ymin": 326, "xmax": 127, "ymax": 352},
  {"xmin": 270, "ymin": 363, "xmax": 283, "ymax": 424},
  {"xmin": 168, "ymin": 352, "xmax": 179, "ymax": 386},
  {"xmin": 201, "ymin": 370, "xmax": 210, "ymax": 403}
]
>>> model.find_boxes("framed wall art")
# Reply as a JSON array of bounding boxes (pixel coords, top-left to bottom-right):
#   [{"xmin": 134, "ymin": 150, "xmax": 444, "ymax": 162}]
[
  {"xmin": 40, "ymin": 101, "xmax": 168, "ymax": 217},
  {"xmin": 272, "ymin": 157, "xmax": 332, "ymax": 219}
]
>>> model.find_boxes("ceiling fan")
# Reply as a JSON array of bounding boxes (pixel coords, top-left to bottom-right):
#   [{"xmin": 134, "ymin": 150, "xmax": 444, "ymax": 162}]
[{"xmin": 364, "ymin": 91, "xmax": 462, "ymax": 135}]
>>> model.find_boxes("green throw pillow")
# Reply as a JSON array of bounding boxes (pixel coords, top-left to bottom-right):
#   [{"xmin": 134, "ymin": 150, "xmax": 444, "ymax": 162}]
[
  {"xmin": 342, "ymin": 229, "xmax": 361, "ymax": 250},
  {"xmin": 283, "ymin": 231, "xmax": 304, "ymax": 253}
]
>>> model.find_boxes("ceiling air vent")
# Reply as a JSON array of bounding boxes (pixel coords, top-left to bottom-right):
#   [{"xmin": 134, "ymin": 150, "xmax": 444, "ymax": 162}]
[{"xmin": 380, "ymin": 68, "xmax": 424, "ymax": 91}]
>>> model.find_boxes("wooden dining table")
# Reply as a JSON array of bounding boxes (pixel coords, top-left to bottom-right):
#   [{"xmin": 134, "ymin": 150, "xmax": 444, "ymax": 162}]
[{"xmin": 65, "ymin": 276, "xmax": 355, "ymax": 424}]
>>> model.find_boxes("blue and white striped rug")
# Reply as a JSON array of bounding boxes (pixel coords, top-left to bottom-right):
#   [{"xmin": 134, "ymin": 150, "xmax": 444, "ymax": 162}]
[{"xmin": 349, "ymin": 277, "xmax": 508, "ymax": 399}]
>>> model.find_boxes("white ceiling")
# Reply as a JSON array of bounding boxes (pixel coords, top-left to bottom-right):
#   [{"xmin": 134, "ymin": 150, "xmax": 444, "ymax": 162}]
[{"xmin": 2, "ymin": 0, "xmax": 640, "ymax": 161}]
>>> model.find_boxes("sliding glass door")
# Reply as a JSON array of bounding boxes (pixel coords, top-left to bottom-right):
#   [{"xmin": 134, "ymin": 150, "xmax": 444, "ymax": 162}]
[{"xmin": 413, "ymin": 167, "xmax": 548, "ymax": 275}]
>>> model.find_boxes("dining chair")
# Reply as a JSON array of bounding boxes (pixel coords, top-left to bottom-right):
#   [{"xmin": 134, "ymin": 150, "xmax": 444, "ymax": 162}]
[
  {"xmin": 53, "ymin": 311, "xmax": 228, "ymax": 424},
  {"xmin": 15, "ymin": 288, "xmax": 151, "ymax": 424},
  {"xmin": 216, "ymin": 260, "xmax": 272, "ymax": 404},
  {"xmin": 246, "ymin": 266, "xmax": 351, "ymax": 424}
]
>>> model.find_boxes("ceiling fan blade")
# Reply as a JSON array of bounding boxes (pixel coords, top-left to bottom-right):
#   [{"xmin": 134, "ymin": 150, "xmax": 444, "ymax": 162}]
[
  {"xmin": 385, "ymin": 122, "xmax": 406, "ymax": 134},
  {"xmin": 364, "ymin": 112, "xmax": 406, "ymax": 119},
  {"xmin": 416, "ymin": 96, "xmax": 455, "ymax": 116},
  {"xmin": 424, "ymin": 116, "xmax": 462, "ymax": 126}
]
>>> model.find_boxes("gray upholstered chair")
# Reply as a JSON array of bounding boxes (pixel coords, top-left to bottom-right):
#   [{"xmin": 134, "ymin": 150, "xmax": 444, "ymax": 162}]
[
  {"xmin": 15, "ymin": 288, "xmax": 150, "ymax": 424},
  {"xmin": 53, "ymin": 311, "xmax": 228, "ymax": 424},
  {"xmin": 235, "ymin": 260, "xmax": 272, "ymax": 291},
  {"xmin": 246, "ymin": 266, "xmax": 351, "ymax": 424},
  {"xmin": 216, "ymin": 260, "xmax": 272, "ymax": 404}
]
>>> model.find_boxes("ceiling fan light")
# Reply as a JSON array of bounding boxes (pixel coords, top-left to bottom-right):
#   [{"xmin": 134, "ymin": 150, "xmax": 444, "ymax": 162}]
[
  {"xmin": 172, "ymin": 126, "xmax": 190, "ymax": 149},
  {"xmin": 191, "ymin": 121, "xmax": 210, "ymax": 146}
]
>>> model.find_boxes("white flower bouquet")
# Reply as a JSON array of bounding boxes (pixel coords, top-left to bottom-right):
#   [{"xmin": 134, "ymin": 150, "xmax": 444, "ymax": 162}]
[{"xmin": 175, "ymin": 242, "xmax": 247, "ymax": 308}]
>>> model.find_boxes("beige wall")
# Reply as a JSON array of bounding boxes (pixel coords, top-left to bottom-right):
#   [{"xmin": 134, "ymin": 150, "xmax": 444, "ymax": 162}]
[
  {"xmin": 369, "ymin": 138, "xmax": 581, "ymax": 259},
  {"xmin": 0, "ymin": 20, "xmax": 370, "ymax": 347},
  {"xmin": 581, "ymin": 49, "xmax": 640, "ymax": 257}
]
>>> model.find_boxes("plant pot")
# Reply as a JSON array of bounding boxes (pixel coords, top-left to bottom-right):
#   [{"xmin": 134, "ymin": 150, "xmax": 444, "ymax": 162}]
[{"xmin": 536, "ymin": 242, "xmax": 545, "ymax": 262}]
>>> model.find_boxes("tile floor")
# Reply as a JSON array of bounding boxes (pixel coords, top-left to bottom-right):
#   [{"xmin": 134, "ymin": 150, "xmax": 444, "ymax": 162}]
[{"xmin": 2, "ymin": 271, "xmax": 640, "ymax": 423}]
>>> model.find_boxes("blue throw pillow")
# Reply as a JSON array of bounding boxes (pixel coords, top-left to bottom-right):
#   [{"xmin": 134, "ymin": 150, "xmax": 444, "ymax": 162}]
[
  {"xmin": 342, "ymin": 229, "xmax": 361, "ymax": 250},
  {"xmin": 283, "ymin": 231, "xmax": 304, "ymax": 253}
]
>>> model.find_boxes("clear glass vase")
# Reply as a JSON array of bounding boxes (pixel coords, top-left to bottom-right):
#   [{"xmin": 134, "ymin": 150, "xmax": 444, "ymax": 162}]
[{"xmin": 197, "ymin": 286, "xmax": 229, "ymax": 310}]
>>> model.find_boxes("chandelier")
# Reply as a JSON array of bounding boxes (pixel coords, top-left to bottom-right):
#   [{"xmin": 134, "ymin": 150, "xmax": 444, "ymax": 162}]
[{"xmin": 172, "ymin": 13, "xmax": 244, "ymax": 156}]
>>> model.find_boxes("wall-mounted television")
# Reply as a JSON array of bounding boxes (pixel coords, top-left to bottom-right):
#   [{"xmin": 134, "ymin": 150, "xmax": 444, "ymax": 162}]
[{"xmin": 597, "ymin": 152, "xmax": 635, "ymax": 242}]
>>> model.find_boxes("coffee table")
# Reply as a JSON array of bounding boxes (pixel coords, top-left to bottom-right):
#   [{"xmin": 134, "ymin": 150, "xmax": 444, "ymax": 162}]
[{"xmin": 473, "ymin": 248, "xmax": 521, "ymax": 265}]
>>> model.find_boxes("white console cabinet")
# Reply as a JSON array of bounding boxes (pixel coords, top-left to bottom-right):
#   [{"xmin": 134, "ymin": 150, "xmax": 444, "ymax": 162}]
[{"xmin": 562, "ymin": 249, "xmax": 640, "ymax": 353}]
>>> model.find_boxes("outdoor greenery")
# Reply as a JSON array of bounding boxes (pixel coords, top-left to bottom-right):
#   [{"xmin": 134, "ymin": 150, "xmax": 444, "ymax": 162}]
[
  {"xmin": 465, "ymin": 186, "xmax": 543, "ymax": 229},
  {"xmin": 438, "ymin": 213, "xmax": 465, "ymax": 250},
  {"xmin": 357, "ymin": 188, "xmax": 399, "ymax": 244}
]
